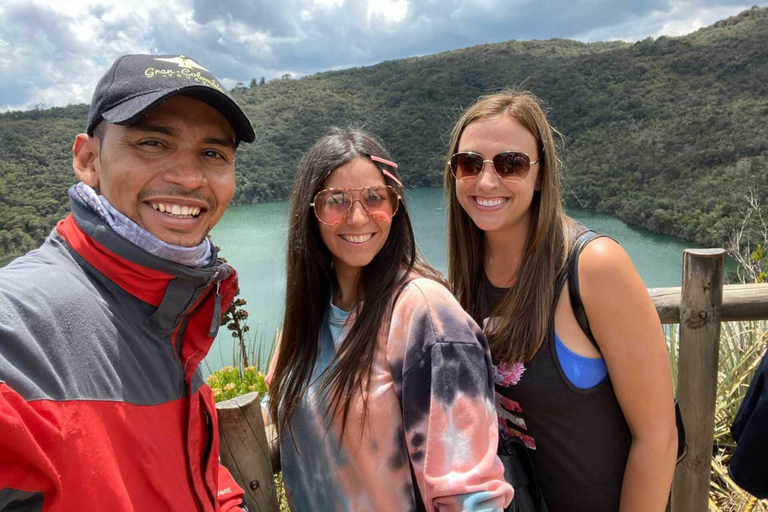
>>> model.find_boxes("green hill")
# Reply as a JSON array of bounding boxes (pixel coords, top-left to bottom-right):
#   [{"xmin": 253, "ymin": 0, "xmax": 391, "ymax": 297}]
[{"xmin": 1, "ymin": 6, "xmax": 767, "ymax": 260}]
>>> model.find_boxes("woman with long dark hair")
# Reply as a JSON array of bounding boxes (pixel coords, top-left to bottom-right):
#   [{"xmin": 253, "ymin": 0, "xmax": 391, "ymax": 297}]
[
  {"xmin": 266, "ymin": 127, "xmax": 513, "ymax": 512},
  {"xmin": 444, "ymin": 92, "xmax": 677, "ymax": 512}
]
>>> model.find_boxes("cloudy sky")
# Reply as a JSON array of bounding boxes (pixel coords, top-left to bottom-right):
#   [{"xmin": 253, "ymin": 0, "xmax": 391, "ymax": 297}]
[{"xmin": 1, "ymin": 0, "xmax": 764, "ymax": 112}]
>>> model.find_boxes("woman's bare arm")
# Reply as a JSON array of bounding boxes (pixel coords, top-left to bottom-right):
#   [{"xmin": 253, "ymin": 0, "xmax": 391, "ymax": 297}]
[{"xmin": 579, "ymin": 238, "xmax": 677, "ymax": 512}]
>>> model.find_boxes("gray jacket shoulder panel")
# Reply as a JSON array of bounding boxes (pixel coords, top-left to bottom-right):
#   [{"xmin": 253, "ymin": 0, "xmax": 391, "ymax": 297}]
[{"xmin": 0, "ymin": 234, "xmax": 185, "ymax": 404}]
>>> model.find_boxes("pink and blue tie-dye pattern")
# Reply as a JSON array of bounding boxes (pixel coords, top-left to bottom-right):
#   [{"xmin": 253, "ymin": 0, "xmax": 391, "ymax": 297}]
[{"xmin": 267, "ymin": 278, "xmax": 513, "ymax": 512}]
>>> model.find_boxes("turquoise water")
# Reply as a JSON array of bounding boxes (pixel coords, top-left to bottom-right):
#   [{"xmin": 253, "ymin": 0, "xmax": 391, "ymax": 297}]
[{"xmin": 205, "ymin": 187, "xmax": 703, "ymax": 371}]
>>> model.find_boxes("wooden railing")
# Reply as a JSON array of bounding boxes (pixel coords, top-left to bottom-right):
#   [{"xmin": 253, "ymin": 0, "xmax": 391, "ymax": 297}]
[
  {"xmin": 216, "ymin": 393, "xmax": 280, "ymax": 511},
  {"xmin": 216, "ymin": 248, "xmax": 768, "ymax": 512},
  {"xmin": 652, "ymin": 250, "xmax": 768, "ymax": 512}
]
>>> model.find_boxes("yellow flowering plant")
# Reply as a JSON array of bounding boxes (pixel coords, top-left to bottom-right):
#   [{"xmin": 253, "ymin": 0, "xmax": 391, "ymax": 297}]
[{"xmin": 207, "ymin": 365, "xmax": 268, "ymax": 403}]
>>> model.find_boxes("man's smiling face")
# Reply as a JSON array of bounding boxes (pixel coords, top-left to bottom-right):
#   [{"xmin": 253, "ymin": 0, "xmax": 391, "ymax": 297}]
[{"xmin": 77, "ymin": 95, "xmax": 237, "ymax": 247}]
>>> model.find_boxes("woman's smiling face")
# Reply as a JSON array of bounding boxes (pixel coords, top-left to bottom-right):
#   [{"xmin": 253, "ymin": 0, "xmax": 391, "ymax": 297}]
[
  {"xmin": 316, "ymin": 157, "xmax": 393, "ymax": 279},
  {"xmin": 455, "ymin": 115, "xmax": 541, "ymax": 236}
]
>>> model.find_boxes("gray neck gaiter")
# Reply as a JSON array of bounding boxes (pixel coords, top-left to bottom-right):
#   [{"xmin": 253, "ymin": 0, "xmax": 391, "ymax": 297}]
[{"xmin": 70, "ymin": 183, "xmax": 214, "ymax": 268}]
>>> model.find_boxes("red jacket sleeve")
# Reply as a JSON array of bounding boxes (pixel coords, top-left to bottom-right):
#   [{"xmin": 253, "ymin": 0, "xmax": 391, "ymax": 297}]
[
  {"xmin": 0, "ymin": 384, "xmax": 65, "ymax": 508},
  {"xmin": 216, "ymin": 463, "xmax": 247, "ymax": 511}
]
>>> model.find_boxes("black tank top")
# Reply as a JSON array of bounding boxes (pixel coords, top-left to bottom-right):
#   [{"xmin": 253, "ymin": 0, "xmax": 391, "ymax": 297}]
[{"xmin": 478, "ymin": 269, "xmax": 631, "ymax": 512}]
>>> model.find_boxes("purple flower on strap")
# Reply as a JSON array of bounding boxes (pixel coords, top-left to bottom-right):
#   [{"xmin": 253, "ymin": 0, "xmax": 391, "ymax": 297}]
[{"xmin": 494, "ymin": 362, "xmax": 526, "ymax": 387}]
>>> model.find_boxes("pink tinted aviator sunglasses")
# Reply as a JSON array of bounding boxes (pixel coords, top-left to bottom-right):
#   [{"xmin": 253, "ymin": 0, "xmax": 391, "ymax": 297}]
[
  {"xmin": 311, "ymin": 186, "xmax": 401, "ymax": 226},
  {"xmin": 309, "ymin": 154, "xmax": 403, "ymax": 226}
]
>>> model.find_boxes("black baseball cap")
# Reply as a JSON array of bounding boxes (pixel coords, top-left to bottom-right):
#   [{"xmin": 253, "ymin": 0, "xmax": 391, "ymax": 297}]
[{"xmin": 87, "ymin": 54, "xmax": 255, "ymax": 143}]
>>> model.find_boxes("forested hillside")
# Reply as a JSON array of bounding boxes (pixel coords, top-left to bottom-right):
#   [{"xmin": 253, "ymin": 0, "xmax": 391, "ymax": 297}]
[{"xmin": 1, "ymin": 7, "xmax": 767, "ymax": 260}]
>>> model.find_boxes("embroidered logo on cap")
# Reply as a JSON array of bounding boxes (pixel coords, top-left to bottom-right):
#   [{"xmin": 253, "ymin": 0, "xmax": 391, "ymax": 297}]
[{"xmin": 143, "ymin": 55, "xmax": 223, "ymax": 92}]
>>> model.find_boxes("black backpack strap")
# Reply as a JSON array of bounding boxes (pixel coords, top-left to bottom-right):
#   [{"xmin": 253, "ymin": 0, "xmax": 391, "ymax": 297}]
[
  {"xmin": 566, "ymin": 231, "xmax": 688, "ymax": 463},
  {"xmin": 566, "ymin": 230, "xmax": 606, "ymax": 353}
]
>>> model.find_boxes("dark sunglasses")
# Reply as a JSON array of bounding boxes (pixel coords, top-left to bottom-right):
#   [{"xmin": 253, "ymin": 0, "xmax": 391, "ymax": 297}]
[{"xmin": 449, "ymin": 151, "xmax": 540, "ymax": 181}]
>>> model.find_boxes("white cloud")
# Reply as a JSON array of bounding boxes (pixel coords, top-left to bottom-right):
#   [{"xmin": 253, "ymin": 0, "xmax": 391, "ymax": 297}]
[
  {"xmin": 369, "ymin": 0, "xmax": 408, "ymax": 24},
  {"xmin": 653, "ymin": 2, "xmax": 752, "ymax": 37},
  {"xmin": 573, "ymin": 0, "xmax": 757, "ymax": 41},
  {"xmin": 0, "ymin": 0, "xmax": 766, "ymax": 112}
]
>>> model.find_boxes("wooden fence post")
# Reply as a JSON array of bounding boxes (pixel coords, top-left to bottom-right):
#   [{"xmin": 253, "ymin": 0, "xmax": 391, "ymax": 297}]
[
  {"xmin": 216, "ymin": 392, "xmax": 279, "ymax": 512},
  {"xmin": 672, "ymin": 249, "xmax": 725, "ymax": 512}
]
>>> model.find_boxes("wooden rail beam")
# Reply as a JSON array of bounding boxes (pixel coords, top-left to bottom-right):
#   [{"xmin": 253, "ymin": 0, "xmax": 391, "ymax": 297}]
[
  {"xmin": 265, "ymin": 424, "xmax": 281, "ymax": 473},
  {"xmin": 671, "ymin": 249, "xmax": 725, "ymax": 512},
  {"xmin": 650, "ymin": 283, "xmax": 768, "ymax": 324}
]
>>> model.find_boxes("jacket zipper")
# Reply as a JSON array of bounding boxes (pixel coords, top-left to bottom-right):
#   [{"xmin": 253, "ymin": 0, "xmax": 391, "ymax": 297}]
[
  {"xmin": 208, "ymin": 281, "xmax": 223, "ymax": 338},
  {"xmin": 166, "ymin": 268, "xmax": 224, "ymax": 512},
  {"xmin": 170, "ymin": 269, "xmax": 222, "ymax": 366}
]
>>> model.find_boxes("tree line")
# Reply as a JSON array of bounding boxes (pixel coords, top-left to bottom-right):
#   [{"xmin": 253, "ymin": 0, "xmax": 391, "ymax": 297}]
[{"xmin": 1, "ymin": 7, "xmax": 767, "ymax": 260}]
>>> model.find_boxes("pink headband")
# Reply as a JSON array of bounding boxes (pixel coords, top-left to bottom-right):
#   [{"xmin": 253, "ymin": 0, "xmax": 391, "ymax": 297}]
[{"xmin": 369, "ymin": 155, "xmax": 403, "ymax": 187}]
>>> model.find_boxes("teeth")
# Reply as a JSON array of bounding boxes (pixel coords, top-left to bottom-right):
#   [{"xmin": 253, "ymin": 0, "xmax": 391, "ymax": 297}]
[
  {"xmin": 475, "ymin": 197, "xmax": 508, "ymax": 207},
  {"xmin": 150, "ymin": 202, "xmax": 202, "ymax": 218},
  {"xmin": 341, "ymin": 234, "xmax": 373, "ymax": 243}
]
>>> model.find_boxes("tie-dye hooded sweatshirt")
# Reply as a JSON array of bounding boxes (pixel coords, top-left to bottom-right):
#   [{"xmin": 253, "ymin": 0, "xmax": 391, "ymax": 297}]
[{"xmin": 266, "ymin": 277, "xmax": 513, "ymax": 512}]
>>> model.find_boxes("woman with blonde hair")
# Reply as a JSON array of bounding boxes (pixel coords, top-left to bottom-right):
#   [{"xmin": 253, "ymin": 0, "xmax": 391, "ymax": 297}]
[
  {"xmin": 266, "ymin": 127, "xmax": 513, "ymax": 511},
  {"xmin": 444, "ymin": 91, "xmax": 677, "ymax": 511}
]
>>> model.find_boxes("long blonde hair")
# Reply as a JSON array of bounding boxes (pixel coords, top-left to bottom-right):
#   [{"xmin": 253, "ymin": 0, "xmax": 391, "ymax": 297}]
[{"xmin": 444, "ymin": 90, "xmax": 575, "ymax": 363}]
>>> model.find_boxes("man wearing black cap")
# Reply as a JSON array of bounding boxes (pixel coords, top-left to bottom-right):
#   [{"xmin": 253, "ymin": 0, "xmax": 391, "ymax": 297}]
[{"xmin": 0, "ymin": 55, "xmax": 255, "ymax": 511}]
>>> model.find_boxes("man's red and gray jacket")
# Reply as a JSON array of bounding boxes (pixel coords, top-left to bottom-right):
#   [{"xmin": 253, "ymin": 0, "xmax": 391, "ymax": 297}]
[{"xmin": 0, "ymin": 198, "xmax": 247, "ymax": 511}]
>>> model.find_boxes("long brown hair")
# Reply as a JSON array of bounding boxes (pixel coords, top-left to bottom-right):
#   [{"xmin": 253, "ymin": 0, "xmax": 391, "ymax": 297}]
[
  {"xmin": 445, "ymin": 90, "xmax": 576, "ymax": 364},
  {"xmin": 270, "ymin": 127, "xmax": 442, "ymax": 440}
]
